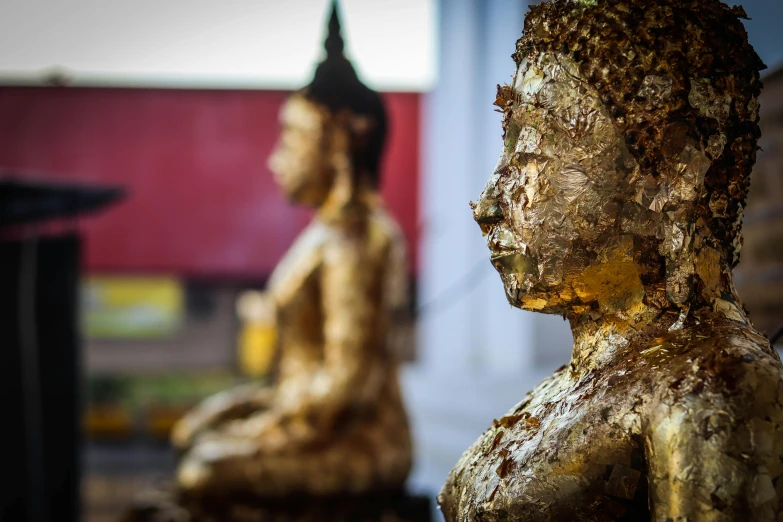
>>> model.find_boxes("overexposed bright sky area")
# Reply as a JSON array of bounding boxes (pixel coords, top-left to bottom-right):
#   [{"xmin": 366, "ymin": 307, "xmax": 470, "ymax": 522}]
[{"xmin": 0, "ymin": 0, "xmax": 436, "ymax": 92}]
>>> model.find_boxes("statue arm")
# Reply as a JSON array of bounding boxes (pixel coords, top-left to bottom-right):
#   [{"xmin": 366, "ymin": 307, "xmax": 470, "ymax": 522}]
[
  {"xmin": 645, "ymin": 369, "xmax": 783, "ymax": 521},
  {"xmin": 171, "ymin": 382, "xmax": 272, "ymax": 451},
  {"xmin": 214, "ymin": 230, "xmax": 386, "ymax": 449},
  {"xmin": 297, "ymin": 231, "xmax": 386, "ymax": 423}
]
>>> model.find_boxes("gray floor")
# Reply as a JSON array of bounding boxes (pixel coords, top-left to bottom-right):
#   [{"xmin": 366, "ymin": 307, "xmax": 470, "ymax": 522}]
[
  {"xmin": 401, "ymin": 365, "xmax": 554, "ymax": 506},
  {"xmin": 81, "ymin": 364, "xmax": 558, "ymax": 521}
]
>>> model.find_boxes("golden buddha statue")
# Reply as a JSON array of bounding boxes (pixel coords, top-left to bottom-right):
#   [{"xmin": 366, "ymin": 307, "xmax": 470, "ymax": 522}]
[
  {"xmin": 439, "ymin": 0, "xmax": 783, "ymax": 520},
  {"xmin": 160, "ymin": 3, "xmax": 412, "ymax": 517}
]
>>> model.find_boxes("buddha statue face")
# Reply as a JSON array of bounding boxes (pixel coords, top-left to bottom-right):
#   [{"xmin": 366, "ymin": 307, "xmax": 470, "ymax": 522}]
[
  {"xmin": 473, "ymin": 0, "xmax": 763, "ymax": 317},
  {"xmin": 268, "ymin": 5, "xmax": 386, "ymax": 208},
  {"xmin": 268, "ymin": 91, "xmax": 384, "ymax": 209},
  {"xmin": 474, "ymin": 53, "xmax": 641, "ymax": 313},
  {"xmin": 268, "ymin": 94, "xmax": 340, "ymax": 207}
]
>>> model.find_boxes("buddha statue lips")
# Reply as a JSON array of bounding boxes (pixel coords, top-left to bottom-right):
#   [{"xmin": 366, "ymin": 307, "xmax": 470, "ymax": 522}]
[{"xmin": 440, "ymin": 0, "xmax": 783, "ymax": 521}]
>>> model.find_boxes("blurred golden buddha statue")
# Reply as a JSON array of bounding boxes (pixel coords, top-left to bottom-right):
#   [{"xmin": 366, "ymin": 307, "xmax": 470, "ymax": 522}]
[
  {"xmin": 166, "ymin": 2, "xmax": 413, "ymax": 514},
  {"xmin": 439, "ymin": 0, "xmax": 783, "ymax": 520}
]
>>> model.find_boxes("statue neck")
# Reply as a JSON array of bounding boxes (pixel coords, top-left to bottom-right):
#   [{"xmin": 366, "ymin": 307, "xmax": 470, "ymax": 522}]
[
  {"xmin": 565, "ymin": 274, "xmax": 747, "ymax": 374},
  {"xmin": 317, "ymin": 168, "xmax": 379, "ymax": 223}
]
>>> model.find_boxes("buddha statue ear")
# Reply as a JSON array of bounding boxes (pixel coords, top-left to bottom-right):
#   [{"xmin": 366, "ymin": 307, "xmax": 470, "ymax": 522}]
[
  {"xmin": 324, "ymin": 114, "xmax": 357, "ymax": 205},
  {"xmin": 630, "ymin": 176, "xmax": 697, "ymax": 307},
  {"xmin": 661, "ymin": 128, "xmax": 713, "ymax": 307},
  {"xmin": 662, "ymin": 216, "xmax": 696, "ymax": 306},
  {"xmin": 634, "ymin": 122, "xmax": 713, "ymax": 308}
]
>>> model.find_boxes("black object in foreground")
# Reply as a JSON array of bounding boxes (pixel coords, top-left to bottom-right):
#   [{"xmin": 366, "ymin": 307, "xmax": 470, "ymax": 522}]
[{"xmin": 0, "ymin": 175, "xmax": 124, "ymax": 227}]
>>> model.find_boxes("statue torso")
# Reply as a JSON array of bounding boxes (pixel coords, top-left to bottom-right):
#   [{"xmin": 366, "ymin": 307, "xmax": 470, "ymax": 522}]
[
  {"xmin": 268, "ymin": 220, "xmax": 330, "ymax": 382},
  {"xmin": 171, "ymin": 203, "xmax": 414, "ymax": 501},
  {"xmin": 266, "ymin": 204, "xmax": 410, "ymax": 415},
  {"xmin": 440, "ymin": 319, "xmax": 783, "ymax": 521}
]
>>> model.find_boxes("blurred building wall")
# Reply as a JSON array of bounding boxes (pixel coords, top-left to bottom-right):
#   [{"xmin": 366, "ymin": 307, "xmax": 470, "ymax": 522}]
[
  {"xmin": 416, "ymin": 0, "xmax": 571, "ymax": 379},
  {"xmin": 0, "ymin": 88, "xmax": 420, "ymax": 278},
  {"xmin": 735, "ymin": 65, "xmax": 783, "ymax": 338},
  {"xmin": 741, "ymin": 0, "xmax": 783, "ymax": 73},
  {"xmin": 85, "ymin": 285, "xmax": 238, "ymax": 375}
]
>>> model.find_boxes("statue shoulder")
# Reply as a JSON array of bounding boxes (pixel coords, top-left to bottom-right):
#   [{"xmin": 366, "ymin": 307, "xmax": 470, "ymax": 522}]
[
  {"xmin": 367, "ymin": 206, "xmax": 405, "ymax": 247},
  {"xmin": 438, "ymin": 369, "xmax": 569, "ymax": 505},
  {"xmin": 268, "ymin": 220, "xmax": 331, "ymax": 297},
  {"xmin": 645, "ymin": 321, "xmax": 783, "ymax": 433},
  {"xmin": 643, "ymin": 324, "xmax": 783, "ymax": 518},
  {"xmin": 665, "ymin": 322, "xmax": 780, "ymax": 395},
  {"xmin": 332, "ymin": 206, "xmax": 407, "ymax": 263}
]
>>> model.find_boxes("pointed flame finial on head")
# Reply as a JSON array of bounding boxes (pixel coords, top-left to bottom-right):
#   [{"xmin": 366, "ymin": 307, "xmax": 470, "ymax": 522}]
[
  {"xmin": 324, "ymin": 0, "xmax": 344, "ymax": 58},
  {"xmin": 300, "ymin": 0, "xmax": 388, "ymax": 185}
]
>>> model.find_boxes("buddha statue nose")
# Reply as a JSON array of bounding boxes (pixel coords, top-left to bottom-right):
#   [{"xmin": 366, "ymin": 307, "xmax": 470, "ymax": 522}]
[{"xmin": 472, "ymin": 194, "xmax": 504, "ymax": 226}]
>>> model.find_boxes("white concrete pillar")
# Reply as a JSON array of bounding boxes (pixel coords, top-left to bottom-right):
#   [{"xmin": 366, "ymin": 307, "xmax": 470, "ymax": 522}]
[
  {"xmin": 418, "ymin": 0, "xmax": 537, "ymax": 376},
  {"xmin": 417, "ymin": 0, "xmax": 478, "ymax": 375}
]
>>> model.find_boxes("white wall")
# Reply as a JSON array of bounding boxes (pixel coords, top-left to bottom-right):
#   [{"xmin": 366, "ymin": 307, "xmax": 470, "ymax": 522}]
[
  {"xmin": 416, "ymin": 0, "xmax": 549, "ymax": 379},
  {"xmin": 0, "ymin": 0, "xmax": 436, "ymax": 91},
  {"xmin": 405, "ymin": 0, "xmax": 570, "ymax": 501}
]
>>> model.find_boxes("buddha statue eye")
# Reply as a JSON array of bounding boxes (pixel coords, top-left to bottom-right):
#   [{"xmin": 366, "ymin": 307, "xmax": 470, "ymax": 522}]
[{"xmin": 505, "ymin": 120, "xmax": 523, "ymax": 152}]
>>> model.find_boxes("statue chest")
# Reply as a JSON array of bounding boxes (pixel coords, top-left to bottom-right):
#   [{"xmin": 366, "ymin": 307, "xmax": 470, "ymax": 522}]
[
  {"xmin": 268, "ymin": 222, "xmax": 329, "ymax": 351},
  {"xmin": 446, "ymin": 373, "xmax": 650, "ymax": 521}
]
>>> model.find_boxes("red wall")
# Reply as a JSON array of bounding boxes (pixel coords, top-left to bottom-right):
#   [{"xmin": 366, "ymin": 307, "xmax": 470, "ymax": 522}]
[{"xmin": 0, "ymin": 87, "xmax": 419, "ymax": 278}]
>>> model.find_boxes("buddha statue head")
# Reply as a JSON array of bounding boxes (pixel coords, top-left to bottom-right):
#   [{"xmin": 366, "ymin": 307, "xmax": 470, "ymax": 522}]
[
  {"xmin": 473, "ymin": 0, "xmax": 765, "ymax": 328},
  {"xmin": 268, "ymin": 1, "xmax": 387, "ymax": 208}
]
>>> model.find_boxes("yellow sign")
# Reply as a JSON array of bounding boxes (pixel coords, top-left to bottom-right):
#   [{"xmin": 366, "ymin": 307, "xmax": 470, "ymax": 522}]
[{"xmin": 83, "ymin": 276, "xmax": 184, "ymax": 338}]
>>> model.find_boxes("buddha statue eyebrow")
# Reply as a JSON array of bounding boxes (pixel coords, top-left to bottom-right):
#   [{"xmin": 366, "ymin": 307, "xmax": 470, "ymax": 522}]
[{"xmin": 496, "ymin": 84, "xmax": 538, "ymax": 137}]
